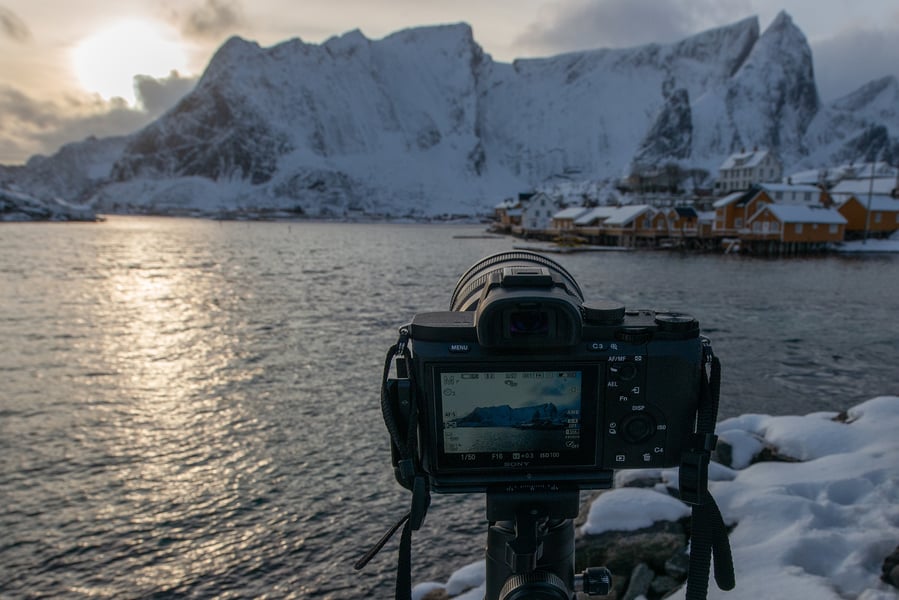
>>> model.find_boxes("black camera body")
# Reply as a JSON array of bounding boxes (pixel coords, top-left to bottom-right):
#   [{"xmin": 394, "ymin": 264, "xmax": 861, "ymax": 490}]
[{"xmin": 387, "ymin": 252, "xmax": 706, "ymax": 494}]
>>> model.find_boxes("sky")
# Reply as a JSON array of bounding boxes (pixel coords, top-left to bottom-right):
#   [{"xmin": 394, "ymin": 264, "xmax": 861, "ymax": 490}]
[{"xmin": 1, "ymin": 0, "xmax": 898, "ymax": 165}]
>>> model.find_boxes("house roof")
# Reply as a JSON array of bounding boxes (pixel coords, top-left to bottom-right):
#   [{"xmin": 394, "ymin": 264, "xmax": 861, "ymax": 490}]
[
  {"xmin": 719, "ymin": 148, "xmax": 775, "ymax": 170},
  {"xmin": 752, "ymin": 205, "xmax": 846, "ymax": 225},
  {"xmin": 574, "ymin": 206, "xmax": 618, "ymax": 225},
  {"xmin": 673, "ymin": 206, "xmax": 698, "ymax": 218},
  {"xmin": 604, "ymin": 205, "xmax": 654, "ymax": 226},
  {"xmin": 759, "ymin": 183, "xmax": 821, "ymax": 194},
  {"xmin": 830, "ymin": 177, "xmax": 897, "ymax": 197},
  {"xmin": 713, "ymin": 191, "xmax": 749, "ymax": 208},
  {"xmin": 553, "ymin": 207, "xmax": 591, "ymax": 220},
  {"xmin": 837, "ymin": 195, "xmax": 899, "ymax": 212}
]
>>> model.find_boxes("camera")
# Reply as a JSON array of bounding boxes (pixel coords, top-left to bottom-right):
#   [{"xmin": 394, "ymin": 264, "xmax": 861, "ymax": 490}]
[
  {"xmin": 365, "ymin": 251, "xmax": 733, "ymax": 600},
  {"xmin": 386, "ymin": 250, "xmax": 705, "ymax": 494}
]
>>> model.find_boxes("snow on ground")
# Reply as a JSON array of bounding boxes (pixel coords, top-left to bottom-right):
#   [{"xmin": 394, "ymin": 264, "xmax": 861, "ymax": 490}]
[
  {"xmin": 414, "ymin": 396, "xmax": 899, "ymax": 600},
  {"xmin": 837, "ymin": 239, "xmax": 899, "ymax": 253}
]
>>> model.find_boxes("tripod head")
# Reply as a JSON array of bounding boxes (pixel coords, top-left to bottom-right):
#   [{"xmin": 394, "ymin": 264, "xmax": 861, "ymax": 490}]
[{"xmin": 485, "ymin": 487, "xmax": 611, "ymax": 600}]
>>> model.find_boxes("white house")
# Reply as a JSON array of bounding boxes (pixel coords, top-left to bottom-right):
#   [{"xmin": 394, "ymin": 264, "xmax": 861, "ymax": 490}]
[
  {"xmin": 520, "ymin": 192, "xmax": 564, "ymax": 232},
  {"xmin": 716, "ymin": 148, "xmax": 783, "ymax": 194}
]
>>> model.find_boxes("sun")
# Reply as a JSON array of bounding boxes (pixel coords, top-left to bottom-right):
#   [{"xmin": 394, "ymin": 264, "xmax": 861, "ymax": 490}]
[{"xmin": 72, "ymin": 19, "xmax": 189, "ymax": 107}]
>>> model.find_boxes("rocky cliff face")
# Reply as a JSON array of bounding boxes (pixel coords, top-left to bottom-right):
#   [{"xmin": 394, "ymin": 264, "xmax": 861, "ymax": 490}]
[{"xmin": 3, "ymin": 12, "xmax": 899, "ymax": 218}]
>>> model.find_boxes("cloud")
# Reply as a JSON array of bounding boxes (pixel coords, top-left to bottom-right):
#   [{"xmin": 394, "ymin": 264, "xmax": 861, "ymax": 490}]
[
  {"xmin": 134, "ymin": 71, "xmax": 198, "ymax": 113},
  {"xmin": 515, "ymin": 0, "xmax": 751, "ymax": 55},
  {"xmin": 0, "ymin": 72, "xmax": 197, "ymax": 164},
  {"xmin": 0, "ymin": 5, "xmax": 31, "ymax": 42},
  {"xmin": 811, "ymin": 28, "xmax": 899, "ymax": 102},
  {"xmin": 173, "ymin": 0, "xmax": 246, "ymax": 40}
]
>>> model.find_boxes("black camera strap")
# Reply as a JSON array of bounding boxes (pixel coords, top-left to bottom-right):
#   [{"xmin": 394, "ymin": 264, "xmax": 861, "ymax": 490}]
[
  {"xmin": 354, "ymin": 328, "xmax": 430, "ymax": 600},
  {"xmin": 680, "ymin": 341, "xmax": 735, "ymax": 599}
]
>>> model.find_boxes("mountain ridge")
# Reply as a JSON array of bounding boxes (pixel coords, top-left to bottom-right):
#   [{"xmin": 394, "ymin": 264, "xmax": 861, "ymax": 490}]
[{"xmin": 2, "ymin": 12, "xmax": 898, "ymax": 219}]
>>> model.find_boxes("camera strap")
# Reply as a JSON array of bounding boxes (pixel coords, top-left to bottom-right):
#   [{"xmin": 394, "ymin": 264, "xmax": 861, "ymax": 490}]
[
  {"xmin": 354, "ymin": 328, "xmax": 431, "ymax": 600},
  {"xmin": 680, "ymin": 341, "xmax": 735, "ymax": 599}
]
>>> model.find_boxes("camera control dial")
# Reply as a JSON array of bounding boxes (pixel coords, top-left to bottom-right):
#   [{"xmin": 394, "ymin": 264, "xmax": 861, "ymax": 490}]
[
  {"xmin": 582, "ymin": 301, "xmax": 626, "ymax": 325},
  {"xmin": 622, "ymin": 414, "xmax": 656, "ymax": 444},
  {"xmin": 654, "ymin": 313, "xmax": 698, "ymax": 332}
]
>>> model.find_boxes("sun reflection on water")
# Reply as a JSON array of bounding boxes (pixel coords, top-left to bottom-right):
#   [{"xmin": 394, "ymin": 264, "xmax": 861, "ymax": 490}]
[{"xmin": 86, "ymin": 222, "xmax": 275, "ymax": 593}]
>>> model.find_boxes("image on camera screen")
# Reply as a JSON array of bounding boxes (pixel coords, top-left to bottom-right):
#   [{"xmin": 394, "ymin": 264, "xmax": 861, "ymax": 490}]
[{"xmin": 440, "ymin": 370, "xmax": 582, "ymax": 455}]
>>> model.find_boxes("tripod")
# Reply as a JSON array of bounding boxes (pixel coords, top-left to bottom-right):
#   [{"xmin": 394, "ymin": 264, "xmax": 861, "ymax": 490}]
[{"xmin": 484, "ymin": 488, "xmax": 611, "ymax": 600}]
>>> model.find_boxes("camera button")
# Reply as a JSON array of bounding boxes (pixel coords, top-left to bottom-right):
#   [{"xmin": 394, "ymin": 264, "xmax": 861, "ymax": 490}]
[
  {"xmin": 610, "ymin": 362, "xmax": 638, "ymax": 381},
  {"xmin": 622, "ymin": 414, "xmax": 656, "ymax": 444}
]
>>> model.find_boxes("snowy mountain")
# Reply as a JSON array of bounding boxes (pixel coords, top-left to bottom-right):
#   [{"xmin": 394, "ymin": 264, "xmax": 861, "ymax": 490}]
[
  {"xmin": 3, "ymin": 11, "xmax": 899, "ymax": 218},
  {"xmin": 452, "ymin": 402, "xmax": 564, "ymax": 428}
]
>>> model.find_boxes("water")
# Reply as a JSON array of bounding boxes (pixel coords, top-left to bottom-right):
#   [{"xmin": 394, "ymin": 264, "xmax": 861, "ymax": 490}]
[{"xmin": 1, "ymin": 216, "xmax": 897, "ymax": 598}]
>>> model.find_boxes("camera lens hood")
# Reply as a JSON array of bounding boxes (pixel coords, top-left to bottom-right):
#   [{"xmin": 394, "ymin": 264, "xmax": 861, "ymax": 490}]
[{"xmin": 449, "ymin": 251, "xmax": 584, "ymax": 312}]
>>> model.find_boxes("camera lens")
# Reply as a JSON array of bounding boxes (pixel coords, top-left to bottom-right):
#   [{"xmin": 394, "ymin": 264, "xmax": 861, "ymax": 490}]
[{"xmin": 450, "ymin": 251, "xmax": 583, "ymax": 312}]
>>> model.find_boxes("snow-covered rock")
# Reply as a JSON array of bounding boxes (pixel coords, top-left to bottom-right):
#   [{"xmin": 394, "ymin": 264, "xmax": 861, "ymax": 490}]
[{"xmin": 414, "ymin": 396, "xmax": 899, "ymax": 600}]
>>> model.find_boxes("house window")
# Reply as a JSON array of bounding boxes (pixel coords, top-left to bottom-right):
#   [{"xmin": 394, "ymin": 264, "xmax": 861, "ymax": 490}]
[
  {"xmin": 830, "ymin": 224, "xmax": 839, "ymax": 234},
  {"xmin": 804, "ymin": 192, "xmax": 811, "ymax": 202},
  {"xmin": 874, "ymin": 213, "xmax": 882, "ymax": 223},
  {"xmin": 795, "ymin": 223, "xmax": 803, "ymax": 234},
  {"xmin": 776, "ymin": 191, "xmax": 783, "ymax": 200},
  {"xmin": 735, "ymin": 218, "xmax": 743, "ymax": 228}
]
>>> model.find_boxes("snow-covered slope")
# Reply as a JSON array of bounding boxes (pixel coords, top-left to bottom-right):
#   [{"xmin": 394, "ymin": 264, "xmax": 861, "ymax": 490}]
[{"xmin": 4, "ymin": 12, "xmax": 899, "ymax": 218}]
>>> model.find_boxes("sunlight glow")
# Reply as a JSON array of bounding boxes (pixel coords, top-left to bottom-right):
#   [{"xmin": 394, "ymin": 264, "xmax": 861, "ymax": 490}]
[{"xmin": 71, "ymin": 19, "xmax": 189, "ymax": 107}]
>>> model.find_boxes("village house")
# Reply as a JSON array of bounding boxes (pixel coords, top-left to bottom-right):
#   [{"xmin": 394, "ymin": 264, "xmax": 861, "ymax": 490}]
[
  {"xmin": 836, "ymin": 195, "xmax": 899, "ymax": 239},
  {"xmin": 520, "ymin": 192, "xmax": 564, "ymax": 234},
  {"xmin": 829, "ymin": 176, "xmax": 899, "ymax": 204},
  {"xmin": 716, "ymin": 148, "xmax": 783, "ymax": 194},
  {"xmin": 666, "ymin": 206, "xmax": 699, "ymax": 237},
  {"xmin": 600, "ymin": 205, "xmax": 655, "ymax": 247},
  {"xmin": 712, "ymin": 187, "xmax": 774, "ymax": 235},
  {"xmin": 566, "ymin": 205, "xmax": 656, "ymax": 246},
  {"xmin": 572, "ymin": 206, "xmax": 619, "ymax": 242},
  {"xmin": 743, "ymin": 204, "xmax": 846, "ymax": 248},
  {"xmin": 759, "ymin": 183, "xmax": 831, "ymax": 206},
  {"xmin": 493, "ymin": 198, "xmax": 523, "ymax": 231},
  {"xmin": 551, "ymin": 207, "xmax": 592, "ymax": 231}
]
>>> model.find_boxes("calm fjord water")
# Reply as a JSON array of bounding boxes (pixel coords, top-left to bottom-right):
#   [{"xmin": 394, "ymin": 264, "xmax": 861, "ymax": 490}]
[{"xmin": 1, "ymin": 217, "xmax": 897, "ymax": 598}]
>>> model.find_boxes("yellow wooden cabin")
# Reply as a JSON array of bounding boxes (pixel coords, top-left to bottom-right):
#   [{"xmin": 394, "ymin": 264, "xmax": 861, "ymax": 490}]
[
  {"xmin": 836, "ymin": 195, "xmax": 899, "ymax": 238},
  {"xmin": 744, "ymin": 205, "xmax": 846, "ymax": 243},
  {"xmin": 665, "ymin": 206, "xmax": 700, "ymax": 238},
  {"xmin": 712, "ymin": 188, "xmax": 774, "ymax": 235}
]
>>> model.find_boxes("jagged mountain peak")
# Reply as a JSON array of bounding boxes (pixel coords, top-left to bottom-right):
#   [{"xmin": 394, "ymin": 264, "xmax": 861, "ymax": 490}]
[
  {"xmin": 5, "ymin": 15, "xmax": 899, "ymax": 219},
  {"xmin": 832, "ymin": 75, "xmax": 899, "ymax": 112}
]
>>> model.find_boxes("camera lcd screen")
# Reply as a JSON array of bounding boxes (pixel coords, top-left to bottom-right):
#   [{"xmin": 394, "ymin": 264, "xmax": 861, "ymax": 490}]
[{"xmin": 434, "ymin": 366, "xmax": 598, "ymax": 472}]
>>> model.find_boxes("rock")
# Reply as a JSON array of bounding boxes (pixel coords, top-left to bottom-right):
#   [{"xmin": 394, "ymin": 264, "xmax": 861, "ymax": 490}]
[
  {"xmin": 664, "ymin": 550, "xmax": 691, "ymax": 579},
  {"xmin": 575, "ymin": 520, "xmax": 688, "ymax": 575},
  {"xmin": 650, "ymin": 575, "xmax": 681, "ymax": 596},
  {"xmin": 888, "ymin": 565, "xmax": 899, "ymax": 589},
  {"xmin": 882, "ymin": 545, "xmax": 899, "ymax": 588},
  {"xmin": 622, "ymin": 562, "xmax": 653, "ymax": 600}
]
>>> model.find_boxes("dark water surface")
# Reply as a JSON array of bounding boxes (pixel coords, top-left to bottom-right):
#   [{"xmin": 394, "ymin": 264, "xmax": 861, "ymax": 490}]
[{"xmin": 1, "ymin": 217, "xmax": 897, "ymax": 598}]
